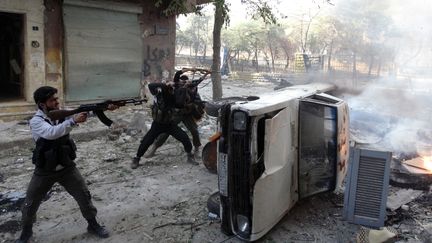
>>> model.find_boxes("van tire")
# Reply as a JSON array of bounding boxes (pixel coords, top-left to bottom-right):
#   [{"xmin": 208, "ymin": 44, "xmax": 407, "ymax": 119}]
[{"xmin": 207, "ymin": 191, "xmax": 220, "ymax": 217}]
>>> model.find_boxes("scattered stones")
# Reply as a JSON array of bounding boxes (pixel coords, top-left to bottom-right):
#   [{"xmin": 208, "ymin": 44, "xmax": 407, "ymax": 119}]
[
  {"xmin": 0, "ymin": 191, "xmax": 26, "ymax": 214},
  {"xmin": 387, "ymin": 188, "xmax": 423, "ymax": 211},
  {"xmin": 0, "ymin": 220, "xmax": 21, "ymax": 233},
  {"xmin": 107, "ymin": 133, "xmax": 119, "ymax": 141},
  {"xmin": 103, "ymin": 153, "xmax": 118, "ymax": 162},
  {"xmin": 126, "ymin": 112, "xmax": 148, "ymax": 135},
  {"xmin": 16, "ymin": 120, "xmax": 29, "ymax": 126},
  {"xmin": 401, "ymin": 205, "xmax": 409, "ymax": 211}
]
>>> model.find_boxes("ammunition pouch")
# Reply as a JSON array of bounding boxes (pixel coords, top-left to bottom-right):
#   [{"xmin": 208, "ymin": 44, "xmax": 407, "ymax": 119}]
[
  {"xmin": 32, "ymin": 136, "xmax": 77, "ymax": 171},
  {"xmin": 151, "ymin": 104, "xmax": 173, "ymax": 124},
  {"xmin": 191, "ymin": 103, "xmax": 205, "ymax": 121}
]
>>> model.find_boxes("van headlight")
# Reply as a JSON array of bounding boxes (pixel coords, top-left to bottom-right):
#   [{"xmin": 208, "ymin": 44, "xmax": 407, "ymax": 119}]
[
  {"xmin": 236, "ymin": 214, "xmax": 250, "ymax": 234},
  {"xmin": 233, "ymin": 111, "xmax": 247, "ymax": 131}
]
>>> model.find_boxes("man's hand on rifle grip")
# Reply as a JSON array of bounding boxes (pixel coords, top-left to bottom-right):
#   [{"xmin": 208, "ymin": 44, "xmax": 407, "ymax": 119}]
[
  {"xmin": 73, "ymin": 112, "xmax": 87, "ymax": 123},
  {"xmin": 107, "ymin": 104, "xmax": 119, "ymax": 111}
]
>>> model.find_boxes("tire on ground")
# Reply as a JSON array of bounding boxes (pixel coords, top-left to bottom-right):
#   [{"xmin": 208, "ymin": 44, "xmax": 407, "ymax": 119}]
[
  {"xmin": 207, "ymin": 191, "xmax": 220, "ymax": 217},
  {"xmin": 204, "ymin": 97, "xmax": 248, "ymax": 117}
]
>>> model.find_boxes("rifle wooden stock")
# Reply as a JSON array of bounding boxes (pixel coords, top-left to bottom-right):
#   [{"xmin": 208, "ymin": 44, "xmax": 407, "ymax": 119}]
[{"xmin": 47, "ymin": 109, "xmax": 82, "ymax": 121}]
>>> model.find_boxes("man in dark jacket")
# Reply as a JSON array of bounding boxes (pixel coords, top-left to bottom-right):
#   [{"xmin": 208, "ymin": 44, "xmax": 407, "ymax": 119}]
[
  {"xmin": 16, "ymin": 86, "xmax": 113, "ymax": 243},
  {"xmin": 145, "ymin": 68, "xmax": 210, "ymax": 158},
  {"xmin": 131, "ymin": 82, "xmax": 197, "ymax": 169}
]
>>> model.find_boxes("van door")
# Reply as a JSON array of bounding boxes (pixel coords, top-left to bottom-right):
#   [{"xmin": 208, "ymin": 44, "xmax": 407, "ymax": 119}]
[
  {"xmin": 298, "ymin": 94, "xmax": 349, "ymax": 199},
  {"xmin": 251, "ymin": 101, "xmax": 298, "ymax": 237}
]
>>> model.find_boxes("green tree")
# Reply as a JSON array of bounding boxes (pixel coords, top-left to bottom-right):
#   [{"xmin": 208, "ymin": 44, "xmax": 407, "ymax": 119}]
[
  {"xmin": 176, "ymin": 26, "xmax": 192, "ymax": 55},
  {"xmin": 331, "ymin": 0, "xmax": 396, "ymax": 78},
  {"xmin": 222, "ymin": 21, "xmax": 266, "ymax": 71},
  {"xmin": 183, "ymin": 14, "xmax": 212, "ymax": 59},
  {"xmin": 157, "ymin": 0, "xmax": 277, "ymax": 99},
  {"xmin": 210, "ymin": 0, "xmax": 277, "ymax": 99}
]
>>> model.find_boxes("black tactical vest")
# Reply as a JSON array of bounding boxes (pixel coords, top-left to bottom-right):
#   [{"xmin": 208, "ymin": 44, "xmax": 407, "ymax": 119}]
[{"xmin": 32, "ymin": 117, "xmax": 77, "ymax": 172}]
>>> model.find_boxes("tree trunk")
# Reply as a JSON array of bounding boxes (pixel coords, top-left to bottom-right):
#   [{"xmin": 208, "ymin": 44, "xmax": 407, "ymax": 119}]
[
  {"xmin": 177, "ymin": 45, "xmax": 183, "ymax": 55},
  {"xmin": 203, "ymin": 20, "xmax": 208, "ymax": 59},
  {"xmin": 267, "ymin": 33, "xmax": 275, "ymax": 72},
  {"xmin": 327, "ymin": 41, "xmax": 333, "ymax": 71},
  {"xmin": 211, "ymin": 0, "xmax": 224, "ymax": 100},
  {"xmin": 377, "ymin": 58, "xmax": 382, "ymax": 77},
  {"xmin": 368, "ymin": 55, "xmax": 374, "ymax": 76},
  {"xmin": 352, "ymin": 52, "xmax": 357, "ymax": 86},
  {"xmin": 194, "ymin": 42, "xmax": 199, "ymax": 61},
  {"xmin": 254, "ymin": 41, "xmax": 259, "ymax": 72},
  {"xmin": 203, "ymin": 43, "xmax": 207, "ymax": 59}
]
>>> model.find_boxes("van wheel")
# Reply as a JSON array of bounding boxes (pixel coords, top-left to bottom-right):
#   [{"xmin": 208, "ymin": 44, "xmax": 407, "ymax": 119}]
[
  {"xmin": 207, "ymin": 191, "xmax": 220, "ymax": 217},
  {"xmin": 205, "ymin": 97, "xmax": 248, "ymax": 117}
]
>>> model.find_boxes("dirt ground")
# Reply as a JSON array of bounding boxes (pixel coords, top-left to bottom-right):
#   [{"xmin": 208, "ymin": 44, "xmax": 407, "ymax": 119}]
[{"xmin": 1, "ymin": 78, "xmax": 431, "ymax": 243}]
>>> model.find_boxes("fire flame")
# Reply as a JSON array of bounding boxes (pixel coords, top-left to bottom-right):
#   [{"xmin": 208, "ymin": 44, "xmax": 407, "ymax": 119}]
[{"xmin": 422, "ymin": 156, "xmax": 432, "ymax": 172}]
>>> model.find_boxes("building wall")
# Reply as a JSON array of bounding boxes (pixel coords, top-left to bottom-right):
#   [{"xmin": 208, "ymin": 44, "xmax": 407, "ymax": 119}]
[
  {"xmin": 0, "ymin": 0, "xmax": 180, "ymax": 119},
  {"xmin": 139, "ymin": 1, "xmax": 176, "ymax": 99},
  {"xmin": 0, "ymin": 0, "xmax": 46, "ymax": 102}
]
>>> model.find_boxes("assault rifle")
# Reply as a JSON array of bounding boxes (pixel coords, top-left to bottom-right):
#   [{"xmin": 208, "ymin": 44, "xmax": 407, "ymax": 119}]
[
  {"xmin": 184, "ymin": 69, "xmax": 211, "ymax": 88},
  {"xmin": 47, "ymin": 98, "xmax": 147, "ymax": 127}
]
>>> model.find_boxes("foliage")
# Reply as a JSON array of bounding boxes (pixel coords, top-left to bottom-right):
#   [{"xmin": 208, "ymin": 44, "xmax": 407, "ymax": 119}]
[
  {"xmin": 241, "ymin": 0, "xmax": 277, "ymax": 25},
  {"xmin": 185, "ymin": 14, "xmax": 212, "ymax": 56},
  {"xmin": 154, "ymin": 0, "xmax": 203, "ymax": 16}
]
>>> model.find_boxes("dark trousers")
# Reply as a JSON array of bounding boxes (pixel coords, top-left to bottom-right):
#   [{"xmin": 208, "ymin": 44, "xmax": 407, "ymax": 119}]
[
  {"xmin": 154, "ymin": 114, "xmax": 201, "ymax": 149},
  {"xmin": 21, "ymin": 166, "xmax": 97, "ymax": 226},
  {"xmin": 136, "ymin": 121, "xmax": 192, "ymax": 158}
]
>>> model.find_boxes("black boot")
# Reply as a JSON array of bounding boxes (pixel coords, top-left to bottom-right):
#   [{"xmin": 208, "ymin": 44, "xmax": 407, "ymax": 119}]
[
  {"xmin": 15, "ymin": 225, "xmax": 32, "ymax": 243},
  {"xmin": 131, "ymin": 157, "xmax": 140, "ymax": 169},
  {"xmin": 87, "ymin": 218, "xmax": 110, "ymax": 238},
  {"xmin": 187, "ymin": 153, "xmax": 198, "ymax": 165}
]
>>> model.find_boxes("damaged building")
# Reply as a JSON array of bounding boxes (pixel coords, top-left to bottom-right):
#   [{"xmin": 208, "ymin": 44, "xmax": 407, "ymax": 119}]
[{"xmin": 0, "ymin": 0, "xmax": 208, "ymax": 121}]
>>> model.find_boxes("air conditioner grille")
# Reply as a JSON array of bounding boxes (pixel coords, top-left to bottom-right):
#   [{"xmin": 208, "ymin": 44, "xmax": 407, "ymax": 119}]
[
  {"xmin": 344, "ymin": 149, "xmax": 391, "ymax": 228},
  {"xmin": 354, "ymin": 156, "xmax": 386, "ymax": 218}
]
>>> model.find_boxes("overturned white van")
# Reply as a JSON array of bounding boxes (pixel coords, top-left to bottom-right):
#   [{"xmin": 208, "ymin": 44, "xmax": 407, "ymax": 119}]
[{"xmin": 211, "ymin": 83, "xmax": 349, "ymax": 241}]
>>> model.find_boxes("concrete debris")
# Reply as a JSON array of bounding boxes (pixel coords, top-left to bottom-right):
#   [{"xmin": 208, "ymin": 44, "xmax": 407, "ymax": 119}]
[
  {"xmin": 387, "ymin": 188, "xmax": 423, "ymax": 211},
  {"xmin": 424, "ymin": 224, "xmax": 432, "ymax": 236},
  {"xmin": 208, "ymin": 212, "xmax": 218, "ymax": 220},
  {"xmin": 0, "ymin": 191, "xmax": 26, "ymax": 214},
  {"xmin": 126, "ymin": 112, "xmax": 148, "ymax": 135},
  {"xmin": 274, "ymin": 78, "xmax": 293, "ymax": 90},
  {"xmin": 16, "ymin": 120, "xmax": 28, "ymax": 126},
  {"xmin": 110, "ymin": 119, "xmax": 129, "ymax": 135},
  {"xmin": 356, "ymin": 226, "xmax": 397, "ymax": 243},
  {"xmin": 401, "ymin": 204, "xmax": 409, "ymax": 211},
  {"xmin": 102, "ymin": 153, "xmax": 118, "ymax": 162},
  {"xmin": 107, "ymin": 133, "xmax": 119, "ymax": 141},
  {"xmin": 0, "ymin": 220, "xmax": 20, "ymax": 233},
  {"xmin": 390, "ymin": 157, "xmax": 432, "ymax": 190}
]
